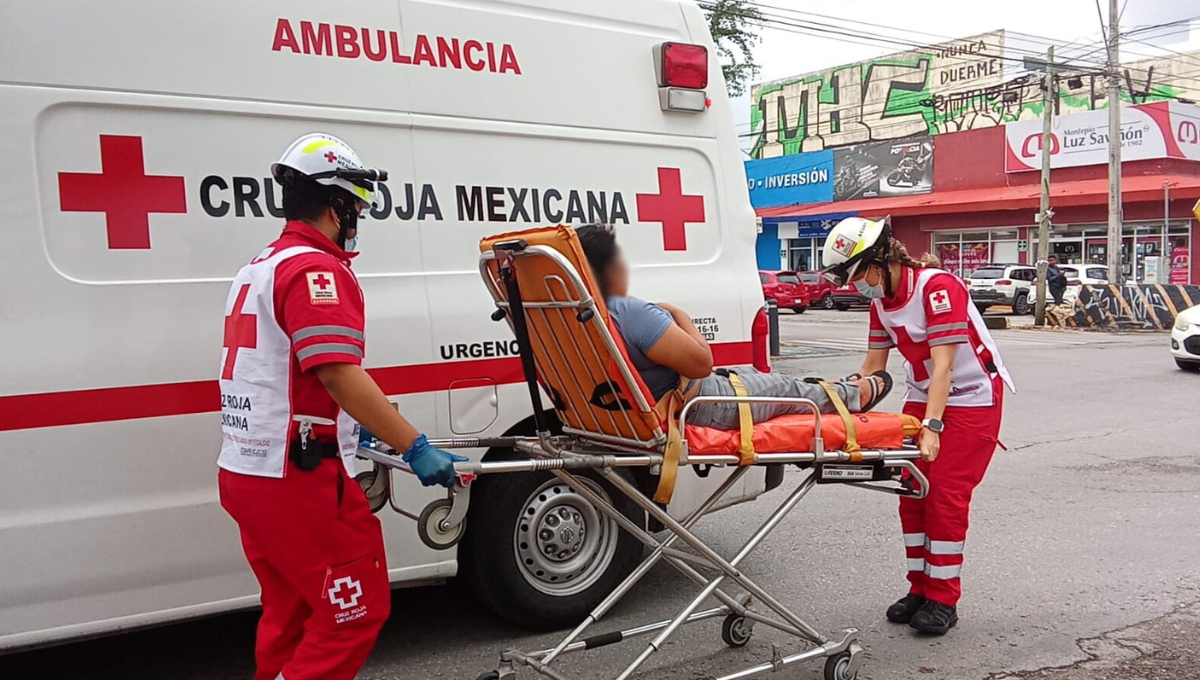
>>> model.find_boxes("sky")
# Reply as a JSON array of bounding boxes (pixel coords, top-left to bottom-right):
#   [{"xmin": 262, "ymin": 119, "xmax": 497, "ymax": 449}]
[{"xmin": 728, "ymin": 0, "xmax": 1200, "ymax": 154}]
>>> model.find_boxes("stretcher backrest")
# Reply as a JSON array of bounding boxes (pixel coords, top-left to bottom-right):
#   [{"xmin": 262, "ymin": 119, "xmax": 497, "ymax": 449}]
[{"xmin": 479, "ymin": 226, "xmax": 666, "ymax": 450}]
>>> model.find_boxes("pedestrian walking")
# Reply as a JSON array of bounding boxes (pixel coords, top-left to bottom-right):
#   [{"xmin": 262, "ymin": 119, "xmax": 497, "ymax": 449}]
[{"xmin": 1046, "ymin": 255, "xmax": 1067, "ymax": 306}]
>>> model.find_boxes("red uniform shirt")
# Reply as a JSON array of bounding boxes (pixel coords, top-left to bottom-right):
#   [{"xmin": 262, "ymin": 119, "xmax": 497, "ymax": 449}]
[
  {"xmin": 271, "ymin": 221, "xmax": 366, "ymax": 443},
  {"xmin": 869, "ymin": 266, "xmax": 1011, "ymax": 407}
]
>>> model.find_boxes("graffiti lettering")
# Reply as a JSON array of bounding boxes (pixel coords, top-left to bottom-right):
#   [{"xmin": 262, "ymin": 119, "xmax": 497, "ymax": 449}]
[
  {"xmin": 752, "ymin": 28, "xmax": 1200, "ymax": 159},
  {"xmin": 1068, "ymin": 284, "xmax": 1200, "ymax": 330}
]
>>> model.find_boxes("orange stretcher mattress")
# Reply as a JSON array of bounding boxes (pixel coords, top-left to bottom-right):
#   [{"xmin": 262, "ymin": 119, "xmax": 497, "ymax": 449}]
[{"xmin": 686, "ymin": 411, "xmax": 921, "ymax": 456}]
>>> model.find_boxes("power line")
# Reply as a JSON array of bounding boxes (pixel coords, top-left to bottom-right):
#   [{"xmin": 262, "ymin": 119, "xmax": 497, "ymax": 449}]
[{"xmin": 702, "ymin": 1, "xmax": 1083, "ymax": 76}]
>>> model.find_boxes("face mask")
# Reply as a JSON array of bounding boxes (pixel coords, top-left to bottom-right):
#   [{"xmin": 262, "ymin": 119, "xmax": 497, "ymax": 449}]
[
  {"xmin": 343, "ymin": 236, "xmax": 359, "ymax": 253},
  {"xmin": 853, "ymin": 268, "xmax": 886, "ymax": 299}
]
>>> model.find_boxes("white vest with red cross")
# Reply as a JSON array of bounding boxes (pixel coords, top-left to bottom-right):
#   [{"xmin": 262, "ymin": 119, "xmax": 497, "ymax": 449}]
[
  {"xmin": 874, "ymin": 268, "xmax": 1015, "ymax": 408},
  {"xmin": 217, "ymin": 246, "xmax": 359, "ymax": 478}
]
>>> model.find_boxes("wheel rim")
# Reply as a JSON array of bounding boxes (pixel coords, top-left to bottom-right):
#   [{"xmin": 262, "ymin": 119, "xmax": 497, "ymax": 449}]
[
  {"xmin": 823, "ymin": 296, "xmax": 834, "ymax": 309},
  {"xmin": 514, "ymin": 477, "xmax": 618, "ymax": 597}
]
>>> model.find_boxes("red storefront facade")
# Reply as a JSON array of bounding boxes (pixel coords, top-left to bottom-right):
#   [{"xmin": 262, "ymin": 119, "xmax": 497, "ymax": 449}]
[{"xmin": 758, "ymin": 125, "xmax": 1200, "ymax": 284}]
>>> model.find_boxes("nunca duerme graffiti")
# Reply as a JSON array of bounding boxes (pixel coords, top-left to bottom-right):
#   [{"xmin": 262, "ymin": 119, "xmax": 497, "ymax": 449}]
[{"xmin": 751, "ymin": 29, "xmax": 1200, "ymax": 159}]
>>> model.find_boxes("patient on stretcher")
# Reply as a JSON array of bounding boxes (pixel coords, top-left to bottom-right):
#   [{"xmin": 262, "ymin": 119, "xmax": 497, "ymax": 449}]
[{"xmin": 575, "ymin": 225, "xmax": 892, "ymax": 430}]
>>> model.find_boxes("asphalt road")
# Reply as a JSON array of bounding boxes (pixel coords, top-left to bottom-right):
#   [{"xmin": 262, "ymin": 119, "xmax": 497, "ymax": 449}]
[{"xmin": 4, "ymin": 310, "xmax": 1198, "ymax": 680}]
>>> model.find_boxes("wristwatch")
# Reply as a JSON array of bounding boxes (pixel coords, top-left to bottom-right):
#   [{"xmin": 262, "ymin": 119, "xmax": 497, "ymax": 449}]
[{"xmin": 921, "ymin": 418, "xmax": 944, "ymax": 433}]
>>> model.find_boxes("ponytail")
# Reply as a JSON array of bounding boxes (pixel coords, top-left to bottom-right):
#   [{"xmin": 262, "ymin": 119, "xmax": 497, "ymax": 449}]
[{"xmin": 885, "ymin": 238, "xmax": 940, "ymax": 269}]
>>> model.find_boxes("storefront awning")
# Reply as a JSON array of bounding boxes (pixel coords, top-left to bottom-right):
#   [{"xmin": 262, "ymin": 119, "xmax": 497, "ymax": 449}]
[{"xmin": 755, "ymin": 175, "xmax": 1200, "ymax": 219}]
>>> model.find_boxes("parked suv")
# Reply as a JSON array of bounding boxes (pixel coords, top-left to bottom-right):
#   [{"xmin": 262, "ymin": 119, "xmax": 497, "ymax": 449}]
[
  {"xmin": 799, "ymin": 271, "xmax": 837, "ymax": 309},
  {"xmin": 759, "ymin": 270, "xmax": 809, "ymax": 313},
  {"xmin": 968, "ymin": 263, "xmax": 1037, "ymax": 315},
  {"xmin": 1059, "ymin": 264, "xmax": 1110, "ymax": 304}
]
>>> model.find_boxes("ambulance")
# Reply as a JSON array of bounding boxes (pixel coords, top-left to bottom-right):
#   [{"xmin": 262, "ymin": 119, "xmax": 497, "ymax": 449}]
[{"xmin": 0, "ymin": 0, "xmax": 770, "ymax": 649}]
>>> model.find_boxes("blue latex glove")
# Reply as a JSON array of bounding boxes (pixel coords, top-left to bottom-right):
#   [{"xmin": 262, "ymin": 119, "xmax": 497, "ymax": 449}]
[{"xmin": 402, "ymin": 434, "xmax": 468, "ymax": 488}]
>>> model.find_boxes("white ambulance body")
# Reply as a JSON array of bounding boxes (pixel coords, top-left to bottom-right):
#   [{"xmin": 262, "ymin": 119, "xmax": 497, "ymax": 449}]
[{"xmin": 0, "ymin": 0, "xmax": 768, "ymax": 649}]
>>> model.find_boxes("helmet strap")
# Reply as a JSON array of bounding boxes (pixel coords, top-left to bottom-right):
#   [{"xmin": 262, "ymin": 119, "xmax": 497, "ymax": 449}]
[{"xmin": 331, "ymin": 196, "xmax": 359, "ymax": 250}]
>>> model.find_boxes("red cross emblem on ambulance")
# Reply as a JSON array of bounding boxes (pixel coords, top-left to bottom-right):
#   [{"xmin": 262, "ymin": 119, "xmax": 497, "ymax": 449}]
[
  {"xmin": 57, "ymin": 135, "xmax": 188, "ymax": 250},
  {"xmin": 636, "ymin": 167, "xmax": 705, "ymax": 251}
]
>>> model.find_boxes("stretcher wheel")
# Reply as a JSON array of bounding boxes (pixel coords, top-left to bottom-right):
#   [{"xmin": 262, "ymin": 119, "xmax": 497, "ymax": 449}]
[
  {"xmin": 474, "ymin": 672, "xmax": 500, "ymax": 680},
  {"xmin": 355, "ymin": 470, "xmax": 388, "ymax": 514},
  {"xmin": 824, "ymin": 653, "xmax": 857, "ymax": 680},
  {"xmin": 418, "ymin": 499, "xmax": 464, "ymax": 550},
  {"xmin": 721, "ymin": 613, "xmax": 752, "ymax": 648}
]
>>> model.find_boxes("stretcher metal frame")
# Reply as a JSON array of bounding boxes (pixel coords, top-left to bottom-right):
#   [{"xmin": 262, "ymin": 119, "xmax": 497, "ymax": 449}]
[{"xmin": 356, "ymin": 238, "xmax": 928, "ymax": 680}]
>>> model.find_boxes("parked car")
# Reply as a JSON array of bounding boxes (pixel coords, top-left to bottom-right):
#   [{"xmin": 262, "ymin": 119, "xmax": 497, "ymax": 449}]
[
  {"xmin": 1059, "ymin": 264, "xmax": 1110, "ymax": 304},
  {"xmin": 759, "ymin": 270, "xmax": 809, "ymax": 313},
  {"xmin": 1171, "ymin": 304, "xmax": 1200, "ymax": 371},
  {"xmin": 799, "ymin": 271, "xmax": 836, "ymax": 309},
  {"xmin": 829, "ymin": 282, "xmax": 869, "ymax": 310},
  {"xmin": 968, "ymin": 263, "xmax": 1037, "ymax": 315}
]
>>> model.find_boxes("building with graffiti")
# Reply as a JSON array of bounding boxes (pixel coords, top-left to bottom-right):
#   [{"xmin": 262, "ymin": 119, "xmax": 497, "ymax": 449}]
[{"xmin": 749, "ymin": 29, "xmax": 1200, "ymax": 287}]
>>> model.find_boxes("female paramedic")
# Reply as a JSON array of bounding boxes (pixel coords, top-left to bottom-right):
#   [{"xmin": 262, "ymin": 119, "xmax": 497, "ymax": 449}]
[
  {"xmin": 217, "ymin": 133, "xmax": 463, "ymax": 680},
  {"xmin": 574, "ymin": 224, "xmax": 894, "ymax": 427},
  {"xmin": 821, "ymin": 216, "xmax": 1015, "ymax": 636}
]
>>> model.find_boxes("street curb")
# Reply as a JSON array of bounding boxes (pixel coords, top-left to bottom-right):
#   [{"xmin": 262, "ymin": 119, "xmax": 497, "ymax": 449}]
[{"xmin": 982, "ymin": 316, "xmax": 1009, "ymax": 331}]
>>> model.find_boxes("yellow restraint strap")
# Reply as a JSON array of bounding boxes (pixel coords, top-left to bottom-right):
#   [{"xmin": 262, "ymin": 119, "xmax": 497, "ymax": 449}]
[
  {"xmin": 653, "ymin": 388, "xmax": 684, "ymax": 505},
  {"xmin": 816, "ymin": 381, "xmax": 862, "ymax": 462},
  {"xmin": 726, "ymin": 372, "xmax": 757, "ymax": 466}
]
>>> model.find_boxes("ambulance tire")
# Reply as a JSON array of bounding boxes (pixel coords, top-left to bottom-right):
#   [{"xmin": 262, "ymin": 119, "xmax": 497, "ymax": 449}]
[{"xmin": 459, "ymin": 461, "xmax": 643, "ymax": 631}]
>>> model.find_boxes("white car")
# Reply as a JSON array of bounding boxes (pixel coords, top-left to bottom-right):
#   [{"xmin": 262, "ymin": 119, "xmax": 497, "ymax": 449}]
[
  {"xmin": 1171, "ymin": 305, "xmax": 1200, "ymax": 372},
  {"xmin": 968, "ymin": 264, "xmax": 1036, "ymax": 315},
  {"xmin": 1059, "ymin": 264, "xmax": 1110, "ymax": 304}
]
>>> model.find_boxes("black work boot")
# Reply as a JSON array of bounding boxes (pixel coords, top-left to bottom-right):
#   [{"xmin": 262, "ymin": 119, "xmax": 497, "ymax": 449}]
[
  {"xmin": 909, "ymin": 600, "xmax": 958, "ymax": 635},
  {"xmin": 885, "ymin": 594, "xmax": 926, "ymax": 624}
]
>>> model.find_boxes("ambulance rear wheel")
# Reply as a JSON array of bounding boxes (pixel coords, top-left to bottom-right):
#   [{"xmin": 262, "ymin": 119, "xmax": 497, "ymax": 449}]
[{"xmin": 460, "ymin": 464, "xmax": 643, "ymax": 631}]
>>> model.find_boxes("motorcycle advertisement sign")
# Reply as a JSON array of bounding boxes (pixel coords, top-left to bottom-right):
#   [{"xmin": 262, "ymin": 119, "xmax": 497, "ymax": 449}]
[{"xmin": 832, "ymin": 137, "xmax": 934, "ymax": 201}]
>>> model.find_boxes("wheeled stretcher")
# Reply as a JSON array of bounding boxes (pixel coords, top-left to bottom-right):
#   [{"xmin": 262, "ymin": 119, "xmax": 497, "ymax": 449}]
[{"xmin": 356, "ymin": 226, "xmax": 928, "ymax": 680}]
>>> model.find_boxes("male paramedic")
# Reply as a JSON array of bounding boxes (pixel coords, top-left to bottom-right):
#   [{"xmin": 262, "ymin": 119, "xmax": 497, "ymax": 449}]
[
  {"xmin": 821, "ymin": 216, "xmax": 1015, "ymax": 636},
  {"xmin": 218, "ymin": 133, "xmax": 464, "ymax": 680}
]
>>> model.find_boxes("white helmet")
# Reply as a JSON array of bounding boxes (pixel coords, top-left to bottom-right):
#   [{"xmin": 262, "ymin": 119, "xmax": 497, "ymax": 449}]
[
  {"xmin": 820, "ymin": 216, "xmax": 892, "ymax": 286},
  {"xmin": 270, "ymin": 133, "xmax": 386, "ymax": 210}
]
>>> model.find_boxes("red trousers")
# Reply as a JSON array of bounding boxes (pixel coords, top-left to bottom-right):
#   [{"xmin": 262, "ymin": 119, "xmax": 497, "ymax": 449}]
[
  {"xmin": 220, "ymin": 459, "xmax": 390, "ymax": 680},
  {"xmin": 900, "ymin": 393, "xmax": 1003, "ymax": 607}
]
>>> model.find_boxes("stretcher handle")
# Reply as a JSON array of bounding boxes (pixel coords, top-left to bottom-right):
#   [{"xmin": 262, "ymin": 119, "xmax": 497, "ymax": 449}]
[{"xmin": 493, "ymin": 244, "xmax": 553, "ymax": 439}]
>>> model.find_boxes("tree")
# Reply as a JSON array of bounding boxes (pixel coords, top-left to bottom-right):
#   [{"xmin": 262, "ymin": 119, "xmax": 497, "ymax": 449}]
[{"xmin": 701, "ymin": 0, "xmax": 763, "ymax": 97}]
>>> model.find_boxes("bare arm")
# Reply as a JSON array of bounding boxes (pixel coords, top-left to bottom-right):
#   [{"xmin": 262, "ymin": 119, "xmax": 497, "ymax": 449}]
[
  {"xmin": 915, "ymin": 344, "xmax": 956, "ymax": 462},
  {"xmin": 645, "ymin": 303, "xmax": 713, "ymax": 379},
  {"xmin": 315, "ymin": 363, "xmax": 421, "ymax": 453},
  {"xmin": 858, "ymin": 347, "xmax": 890, "ymax": 376}
]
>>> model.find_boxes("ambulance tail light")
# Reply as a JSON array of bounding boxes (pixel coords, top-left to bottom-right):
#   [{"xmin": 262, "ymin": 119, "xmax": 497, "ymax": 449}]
[
  {"xmin": 996, "ymin": 280, "xmax": 1012, "ymax": 286},
  {"xmin": 752, "ymin": 307, "xmax": 771, "ymax": 373},
  {"xmin": 654, "ymin": 42, "xmax": 709, "ymax": 113}
]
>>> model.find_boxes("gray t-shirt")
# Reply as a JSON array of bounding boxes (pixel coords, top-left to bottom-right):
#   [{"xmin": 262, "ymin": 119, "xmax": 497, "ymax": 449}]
[{"xmin": 606, "ymin": 296, "xmax": 679, "ymax": 401}]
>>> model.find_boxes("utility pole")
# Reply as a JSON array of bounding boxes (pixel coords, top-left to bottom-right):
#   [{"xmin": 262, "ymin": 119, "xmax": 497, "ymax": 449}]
[
  {"xmin": 1106, "ymin": 0, "xmax": 1123, "ymax": 284},
  {"xmin": 1035, "ymin": 45, "xmax": 1055, "ymax": 327}
]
